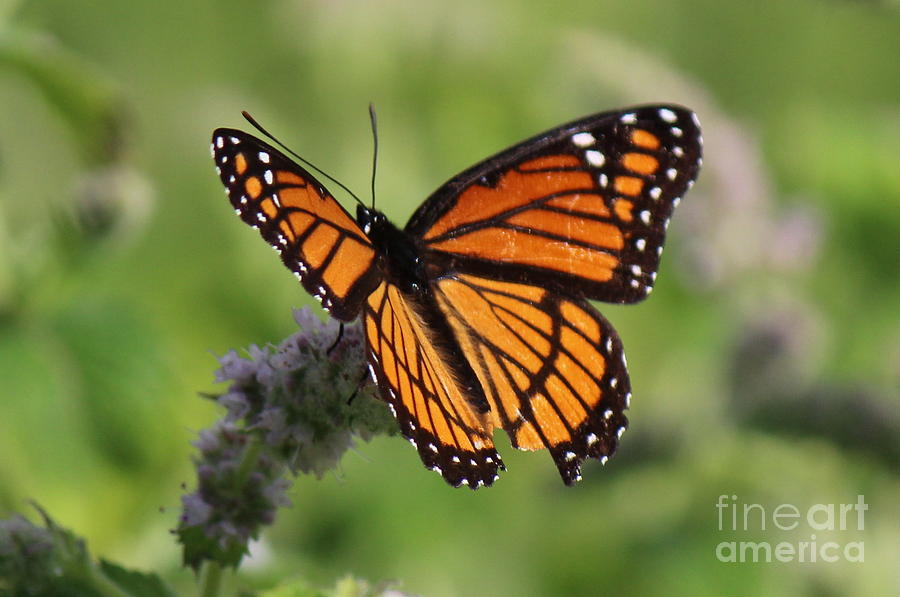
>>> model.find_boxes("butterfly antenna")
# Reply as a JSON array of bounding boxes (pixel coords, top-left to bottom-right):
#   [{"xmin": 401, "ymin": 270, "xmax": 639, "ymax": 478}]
[
  {"xmin": 241, "ymin": 111, "xmax": 365, "ymax": 206},
  {"xmin": 368, "ymin": 103, "xmax": 379, "ymax": 209}
]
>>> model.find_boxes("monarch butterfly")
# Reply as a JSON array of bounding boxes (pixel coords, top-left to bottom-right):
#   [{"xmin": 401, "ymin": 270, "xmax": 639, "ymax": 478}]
[{"xmin": 211, "ymin": 105, "xmax": 702, "ymax": 488}]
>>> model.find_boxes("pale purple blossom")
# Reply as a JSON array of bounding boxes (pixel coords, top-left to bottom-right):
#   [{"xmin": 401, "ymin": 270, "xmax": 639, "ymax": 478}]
[{"xmin": 177, "ymin": 309, "xmax": 395, "ymax": 569}]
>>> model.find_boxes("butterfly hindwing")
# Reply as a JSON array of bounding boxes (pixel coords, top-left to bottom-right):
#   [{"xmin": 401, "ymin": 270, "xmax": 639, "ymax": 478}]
[
  {"xmin": 212, "ymin": 129, "xmax": 382, "ymax": 321},
  {"xmin": 408, "ymin": 105, "xmax": 702, "ymax": 304},
  {"xmin": 432, "ymin": 274, "xmax": 630, "ymax": 484},
  {"xmin": 363, "ymin": 280, "xmax": 504, "ymax": 487}
]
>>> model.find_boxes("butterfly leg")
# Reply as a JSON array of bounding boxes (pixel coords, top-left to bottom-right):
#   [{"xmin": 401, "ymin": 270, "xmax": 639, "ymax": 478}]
[
  {"xmin": 346, "ymin": 368, "xmax": 370, "ymax": 405},
  {"xmin": 327, "ymin": 322, "xmax": 345, "ymax": 355}
]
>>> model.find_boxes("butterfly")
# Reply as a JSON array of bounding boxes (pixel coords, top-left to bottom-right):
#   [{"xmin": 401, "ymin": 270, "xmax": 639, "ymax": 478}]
[{"xmin": 211, "ymin": 105, "xmax": 702, "ymax": 488}]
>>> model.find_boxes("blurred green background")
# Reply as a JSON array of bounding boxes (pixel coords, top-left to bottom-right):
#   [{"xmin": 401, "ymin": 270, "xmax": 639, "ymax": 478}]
[{"xmin": 1, "ymin": 0, "xmax": 898, "ymax": 595}]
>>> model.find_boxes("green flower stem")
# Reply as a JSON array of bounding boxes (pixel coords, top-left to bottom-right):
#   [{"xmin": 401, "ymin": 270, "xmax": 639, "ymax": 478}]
[{"xmin": 200, "ymin": 561, "xmax": 223, "ymax": 597}]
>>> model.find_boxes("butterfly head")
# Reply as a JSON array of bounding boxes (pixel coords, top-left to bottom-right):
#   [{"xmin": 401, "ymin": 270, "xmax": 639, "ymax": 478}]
[{"xmin": 356, "ymin": 204, "xmax": 385, "ymax": 236}]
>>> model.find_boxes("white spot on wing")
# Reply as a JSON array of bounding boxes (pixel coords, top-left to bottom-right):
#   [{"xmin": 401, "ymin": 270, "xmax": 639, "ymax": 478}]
[
  {"xmin": 264, "ymin": 170, "xmax": 274, "ymax": 184},
  {"xmin": 659, "ymin": 108, "xmax": 677, "ymax": 123},
  {"xmin": 649, "ymin": 186, "xmax": 662, "ymax": 200},
  {"xmin": 621, "ymin": 113, "xmax": 637, "ymax": 124},
  {"xmin": 585, "ymin": 150, "xmax": 605, "ymax": 167},
  {"xmin": 666, "ymin": 168, "xmax": 677, "ymax": 180},
  {"xmin": 572, "ymin": 132, "xmax": 596, "ymax": 147},
  {"xmin": 640, "ymin": 210, "xmax": 651, "ymax": 224},
  {"xmin": 258, "ymin": 151, "xmax": 270, "ymax": 163}
]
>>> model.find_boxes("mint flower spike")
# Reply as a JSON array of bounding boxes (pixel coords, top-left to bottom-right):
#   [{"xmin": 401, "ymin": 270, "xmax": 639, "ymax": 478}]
[{"xmin": 178, "ymin": 308, "xmax": 397, "ymax": 570}]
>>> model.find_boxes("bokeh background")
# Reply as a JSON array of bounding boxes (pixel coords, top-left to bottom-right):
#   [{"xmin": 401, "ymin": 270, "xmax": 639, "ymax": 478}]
[{"xmin": 1, "ymin": 0, "xmax": 898, "ymax": 595}]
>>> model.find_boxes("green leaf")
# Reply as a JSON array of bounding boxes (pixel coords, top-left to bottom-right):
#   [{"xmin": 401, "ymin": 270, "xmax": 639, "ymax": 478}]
[{"xmin": 98, "ymin": 560, "xmax": 176, "ymax": 597}]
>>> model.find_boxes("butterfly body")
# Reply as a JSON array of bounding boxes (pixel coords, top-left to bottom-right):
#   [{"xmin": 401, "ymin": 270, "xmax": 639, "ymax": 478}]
[{"xmin": 212, "ymin": 105, "xmax": 702, "ymax": 488}]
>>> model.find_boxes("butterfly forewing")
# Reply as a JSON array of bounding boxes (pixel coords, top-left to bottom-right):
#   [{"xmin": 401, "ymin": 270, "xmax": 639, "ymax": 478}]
[
  {"xmin": 408, "ymin": 105, "xmax": 702, "ymax": 304},
  {"xmin": 212, "ymin": 129, "xmax": 382, "ymax": 321}
]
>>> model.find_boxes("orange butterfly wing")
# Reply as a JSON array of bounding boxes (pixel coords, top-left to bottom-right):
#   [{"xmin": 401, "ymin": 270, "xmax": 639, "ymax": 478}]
[
  {"xmin": 363, "ymin": 281, "xmax": 503, "ymax": 487},
  {"xmin": 431, "ymin": 274, "xmax": 629, "ymax": 484},
  {"xmin": 212, "ymin": 129, "xmax": 382, "ymax": 321},
  {"xmin": 403, "ymin": 105, "xmax": 701, "ymax": 484},
  {"xmin": 408, "ymin": 105, "xmax": 702, "ymax": 304}
]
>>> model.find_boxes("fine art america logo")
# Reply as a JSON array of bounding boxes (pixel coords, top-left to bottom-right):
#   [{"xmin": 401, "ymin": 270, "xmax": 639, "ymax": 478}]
[{"xmin": 715, "ymin": 495, "xmax": 867, "ymax": 563}]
